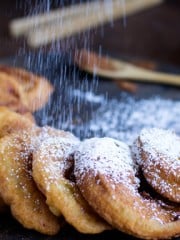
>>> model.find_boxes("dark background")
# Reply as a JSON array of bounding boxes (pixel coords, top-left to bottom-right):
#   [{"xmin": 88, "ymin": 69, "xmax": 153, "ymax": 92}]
[
  {"xmin": 0, "ymin": 1, "xmax": 179, "ymax": 239},
  {"xmin": 0, "ymin": 0, "xmax": 180, "ymax": 67}
]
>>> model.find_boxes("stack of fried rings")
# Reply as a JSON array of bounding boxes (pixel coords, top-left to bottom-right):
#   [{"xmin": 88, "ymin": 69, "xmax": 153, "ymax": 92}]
[
  {"xmin": 0, "ymin": 65, "xmax": 54, "ymax": 113},
  {"xmin": 0, "ymin": 107, "xmax": 179, "ymax": 239},
  {"xmin": 0, "ymin": 107, "xmax": 109, "ymax": 235},
  {"xmin": 74, "ymin": 129, "xmax": 180, "ymax": 239}
]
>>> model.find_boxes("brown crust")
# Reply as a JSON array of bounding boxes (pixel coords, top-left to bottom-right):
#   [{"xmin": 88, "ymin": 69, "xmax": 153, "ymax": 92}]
[
  {"xmin": 0, "ymin": 107, "xmax": 35, "ymax": 138},
  {"xmin": 0, "ymin": 108, "xmax": 61, "ymax": 234},
  {"xmin": 0, "ymin": 65, "xmax": 54, "ymax": 112},
  {"xmin": 134, "ymin": 128, "xmax": 180, "ymax": 203},
  {"xmin": 74, "ymin": 138, "xmax": 180, "ymax": 239},
  {"xmin": 0, "ymin": 72, "xmax": 28, "ymax": 113},
  {"xmin": 32, "ymin": 127, "xmax": 110, "ymax": 234}
]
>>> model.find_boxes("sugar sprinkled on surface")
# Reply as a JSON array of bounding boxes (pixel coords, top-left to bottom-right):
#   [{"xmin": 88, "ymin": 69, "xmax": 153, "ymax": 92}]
[
  {"xmin": 73, "ymin": 89, "xmax": 105, "ymax": 104},
  {"xmin": 88, "ymin": 97, "xmax": 180, "ymax": 144},
  {"xmin": 33, "ymin": 132, "xmax": 79, "ymax": 192},
  {"xmin": 74, "ymin": 137, "xmax": 139, "ymax": 190},
  {"xmin": 139, "ymin": 128, "xmax": 180, "ymax": 162},
  {"xmin": 67, "ymin": 91, "xmax": 180, "ymax": 143},
  {"xmin": 0, "ymin": 129, "xmax": 42, "ymax": 204},
  {"xmin": 132, "ymin": 128, "xmax": 180, "ymax": 202},
  {"xmin": 74, "ymin": 137, "xmax": 179, "ymax": 223}
]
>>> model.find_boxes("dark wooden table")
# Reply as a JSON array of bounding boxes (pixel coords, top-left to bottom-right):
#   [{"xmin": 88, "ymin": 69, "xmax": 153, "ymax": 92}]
[{"xmin": 0, "ymin": 0, "xmax": 180, "ymax": 67}]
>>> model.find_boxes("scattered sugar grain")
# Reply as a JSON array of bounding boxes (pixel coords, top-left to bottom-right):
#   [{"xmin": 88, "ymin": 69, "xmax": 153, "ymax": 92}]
[
  {"xmin": 68, "ymin": 93, "xmax": 180, "ymax": 144},
  {"xmin": 34, "ymin": 135, "xmax": 79, "ymax": 191},
  {"xmin": 75, "ymin": 137, "xmax": 140, "ymax": 193},
  {"xmin": 73, "ymin": 89, "xmax": 105, "ymax": 104},
  {"xmin": 140, "ymin": 128, "xmax": 180, "ymax": 167}
]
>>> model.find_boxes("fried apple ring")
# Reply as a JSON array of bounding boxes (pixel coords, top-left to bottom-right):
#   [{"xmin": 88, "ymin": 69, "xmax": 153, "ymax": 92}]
[
  {"xmin": 0, "ymin": 107, "xmax": 35, "ymax": 214},
  {"xmin": 21, "ymin": 112, "xmax": 36, "ymax": 123},
  {"xmin": 0, "ymin": 65, "xmax": 54, "ymax": 112},
  {"xmin": 32, "ymin": 130, "xmax": 110, "ymax": 233},
  {"xmin": 0, "ymin": 107, "xmax": 35, "ymax": 138},
  {"xmin": 133, "ymin": 128, "xmax": 180, "ymax": 203},
  {"xmin": 74, "ymin": 137, "xmax": 180, "ymax": 239},
  {"xmin": 0, "ymin": 72, "xmax": 28, "ymax": 113},
  {"xmin": 0, "ymin": 120, "xmax": 60, "ymax": 234}
]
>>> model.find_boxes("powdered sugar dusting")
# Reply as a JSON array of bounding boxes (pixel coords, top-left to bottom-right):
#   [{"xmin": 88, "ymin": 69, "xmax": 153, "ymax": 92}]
[
  {"xmin": 74, "ymin": 95, "xmax": 180, "ymax": 144},
  {"xmin": 0, "ymin": 129, "xmax": 43, "ymax": 207},
  {"xmin": 74, "ymin": 137, "xmax": 180, "ymax": 223},
  {"xmin": 33, "ymin": 133, "xmax": 79, "ymax": 191},
  {"xmin": 133, "ymin": 128, "xmax": 180, "ymax": 202},
  {"xmin": 74, "ymin": 137, "xmax": 139, "ymax": 191},
  {"xmin": 140, "ymin": 128, "xmax": 180, "ymax": 163}
]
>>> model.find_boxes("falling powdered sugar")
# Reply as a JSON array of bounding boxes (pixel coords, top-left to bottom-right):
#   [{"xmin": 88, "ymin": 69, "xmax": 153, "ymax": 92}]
[{"xmin": 73, "ymin": 89, "xmax": 105, "ymax": 104}]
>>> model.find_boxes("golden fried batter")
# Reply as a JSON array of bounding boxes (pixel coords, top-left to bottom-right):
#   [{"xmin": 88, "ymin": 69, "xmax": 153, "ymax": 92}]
[
  {"xmin": 32, "ymin": 128, "xmax": 110, "ymax": 233},
  {"xmin": 74, "ymin": 137, "xmax": 180, "ymax": 239},
  {"xmin": 0, "ymin": 107, "xmax": 35, "ymax": 138},
  {"xmin": 0, "ymin": 72, "xmax": 28, "ymax": 113},
  {"xmin": 0, "ymin": 130, "xmax": 61, "ymax": 235},
  {"xmin": 0, "ymin": 65, "xmax": 54, "ymax": 112},
  {"xmin": 0, "ymin": 109, "xmax": 60, "ymax": 234},
  {"xmin": 21, "ymin": 111, "xmax": 36, "ymax": 123},
  {"xmin": 0, "ymin": 107, "xmax": 34, "ymax": 214},
  {"xmin": 133, "ymin": 128, "xmax": 180, "ymax": 203}
]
